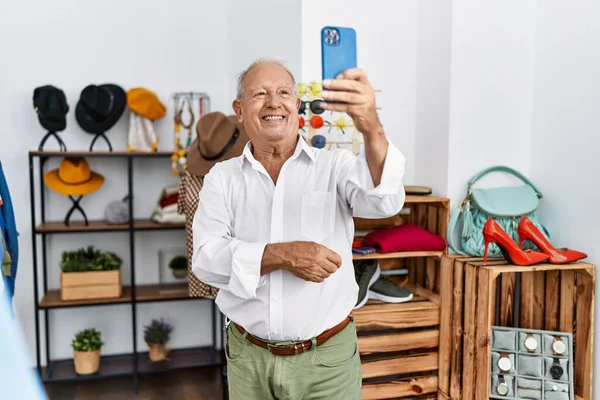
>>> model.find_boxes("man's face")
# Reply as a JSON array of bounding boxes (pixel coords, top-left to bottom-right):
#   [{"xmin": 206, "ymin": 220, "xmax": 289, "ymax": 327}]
[{"xmin": 233, "ymin": 63, "xmax": 300, "ymax": 144}]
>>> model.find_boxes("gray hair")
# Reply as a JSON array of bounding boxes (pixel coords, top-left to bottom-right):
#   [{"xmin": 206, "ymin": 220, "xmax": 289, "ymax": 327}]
[{"xmin": 236, "ymin": 57, "xmax": 298, "ymax": 100}]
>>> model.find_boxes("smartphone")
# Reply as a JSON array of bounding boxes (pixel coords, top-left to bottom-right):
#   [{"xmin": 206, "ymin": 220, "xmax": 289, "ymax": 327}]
[{"xmin": 321, "ymin": 26, "xmax": 357, "ymax": 81}]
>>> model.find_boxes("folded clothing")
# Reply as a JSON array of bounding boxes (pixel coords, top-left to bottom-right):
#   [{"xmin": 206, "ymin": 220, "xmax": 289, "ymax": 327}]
[
  {"xmin": 362, "ymin": 223, "xmax": 446, "ymax": 253},
  {"xmin": 151, "ymin": 203, "xmax": 185, "ymax": 224}
]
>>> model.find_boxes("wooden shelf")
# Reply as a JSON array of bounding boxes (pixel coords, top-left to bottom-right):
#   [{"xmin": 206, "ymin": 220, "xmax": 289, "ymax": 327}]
[
  {"xmin": 136, "ymin": 283, "xmax": 201, "ymax": 302},
  {"xmin": 404, "ymin": 195, "xmax": 448, "ymax": 204},
  {"xmin": 41, "ymin": 346, "xmax": 220, "ymax": 383},
  {"xmin": 29, "ymin": 150, "xmax": 174, "ymax": 158},
  {"xmin": 43, "ymin": 352, "xmax": 133, "ymax": 383},
  {"xmin": 353, "ymin": 251, "xmax": 444, "ymax": 260},
  {"xmin": 39, "ymin": 287, "xmax": 132, "ymax": 308},
  {"xmin": 138, "ymin": 347, "xmax": 221, "ymax": 374},
  {"xmin": 36, "ymin": 219, "xmax": 184, "ymax": 233},
  {"xmin": 38, "ymin": 283, "xmax": 205, "ymax": 309}
]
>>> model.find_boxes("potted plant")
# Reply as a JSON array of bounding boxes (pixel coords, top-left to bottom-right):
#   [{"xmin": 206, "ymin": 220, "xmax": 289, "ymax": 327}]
[
  {"xmin": 144, "ymin": 318, "xmax": 173, "ymax": 362},
  {"xmin": 60, "ymin": 246, "xmax": 122, "ymax": 301},
  {"xmin": 168, "ymin": 255, "xmax": 188, "ymax": 279},
  {"xmin": 71, "ymin": 328, "xmax": 103, "ymax": 375}
]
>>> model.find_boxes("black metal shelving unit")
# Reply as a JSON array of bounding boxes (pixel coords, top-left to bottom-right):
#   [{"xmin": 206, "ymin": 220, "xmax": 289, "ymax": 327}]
[{"xmin": 28, "ymin": 150, "xmax": 226, "ymax": 395}]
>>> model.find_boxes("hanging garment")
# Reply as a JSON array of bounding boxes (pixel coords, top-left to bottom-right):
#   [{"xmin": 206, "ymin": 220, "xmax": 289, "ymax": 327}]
[
  {"xmin": 127, "ymin": 111, "xmax": 159, "ymax": 152},
  {"xmin": 1, "ymin": 231, "xmax": 11, "ymax": 278},
  {"xmin": 177, "ymin": 170, "xmax": 218, "ymax": 298},
  {"xmin": 0, "ymin": 231, "xmax": 4, "ymax": 297},
  {"xmin": 0, "ymin": 161, "xmax": 18, "ymax": 302}
]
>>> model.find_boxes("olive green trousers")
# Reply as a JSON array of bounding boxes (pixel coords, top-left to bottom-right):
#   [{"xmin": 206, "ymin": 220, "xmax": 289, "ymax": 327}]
[{"xmin": 225, "ymin": 319, "xmax": 362, "ymax": 400}]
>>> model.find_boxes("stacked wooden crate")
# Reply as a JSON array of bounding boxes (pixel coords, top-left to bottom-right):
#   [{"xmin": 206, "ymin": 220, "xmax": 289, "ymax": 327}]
[
  {"xmin": 350, "ymin": 195, "xmax": 450, "ymax": 399},
  {"xmin": 438, "ymin": 256, "xmax": 595, "ymax": 400}
]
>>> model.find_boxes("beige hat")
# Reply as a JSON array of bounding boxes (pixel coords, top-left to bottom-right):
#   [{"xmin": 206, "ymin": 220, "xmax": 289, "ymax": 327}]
[{"xmin": 186, "ymin": 112, "xmax": 249, "ymax": 176}]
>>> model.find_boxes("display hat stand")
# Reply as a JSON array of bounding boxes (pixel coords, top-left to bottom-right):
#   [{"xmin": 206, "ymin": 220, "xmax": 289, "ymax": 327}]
[
  {"xmin": 64, "ymin": 195, "xmax": 89, "ymax": 226},
  {"xmin": 89, "ymin": 132, "xmax": 113, "ymax": 152},
  {"xmin": 38, "ymin": 130, "xmax": 67, "ymax": 152}
]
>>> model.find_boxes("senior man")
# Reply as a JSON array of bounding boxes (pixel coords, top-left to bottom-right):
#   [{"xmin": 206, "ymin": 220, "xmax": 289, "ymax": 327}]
[{"xmin": 192, "ymin": 57, "xmax": 406, "ymax": 400}]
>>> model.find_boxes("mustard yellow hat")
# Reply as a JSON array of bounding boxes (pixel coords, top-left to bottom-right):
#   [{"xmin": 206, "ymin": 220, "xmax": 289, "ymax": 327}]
[
  {"xmin": 126, "ymin": 88, "xmax": 166, "ymax": 120},
  {"xmin": 44, "ymin": 158, "xmax": 104, "ymax": 196}
]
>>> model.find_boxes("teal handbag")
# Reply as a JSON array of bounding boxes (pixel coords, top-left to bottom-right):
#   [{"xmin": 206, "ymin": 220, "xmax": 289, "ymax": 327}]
[{"xmin": 447, "ymin": 165, "xmax": 550, "ymax": 257}]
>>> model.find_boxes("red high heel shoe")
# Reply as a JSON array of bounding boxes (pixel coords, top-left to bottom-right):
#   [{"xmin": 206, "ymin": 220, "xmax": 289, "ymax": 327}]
[
  {"xmin": 482, "ymin": 218, "xmax": 549, "ymax": 265},
  {"xmin": 517, "ymin": 216, "xmax": 587, "ymax": 264}
]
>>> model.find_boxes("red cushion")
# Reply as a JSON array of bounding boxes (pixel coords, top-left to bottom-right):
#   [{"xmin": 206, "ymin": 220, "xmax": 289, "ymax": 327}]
[{"xmin": 362, "ymin": 223, "xmax": 446, "ymax": 253}]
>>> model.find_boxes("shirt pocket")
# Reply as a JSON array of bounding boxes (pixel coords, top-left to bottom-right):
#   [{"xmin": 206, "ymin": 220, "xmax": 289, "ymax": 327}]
[{"xmin": 301, "ymin": 191, "xmax": 335, "ymax": 242}]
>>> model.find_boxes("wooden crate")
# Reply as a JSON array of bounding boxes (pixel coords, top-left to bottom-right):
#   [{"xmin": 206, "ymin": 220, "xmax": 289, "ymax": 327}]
[
  {"xmin": 60, "ymin": 270, "xmax": 122, "ymax": 301},
  {"xmin": 350, "ymin": 195, "xmax": 450, "ymax": 399},
  {"xmin": 404, "ymin": 197, "xmax": 450, "ymax": 294},
  {"xmin": 438, "ymin": 256, "xmax": 595, "ymax": 400}
]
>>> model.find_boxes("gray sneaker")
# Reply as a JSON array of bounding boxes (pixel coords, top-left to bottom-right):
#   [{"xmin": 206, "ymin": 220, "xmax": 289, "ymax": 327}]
[
  {"xmin": 353, "ymin": 260, "xmax": 381, "ymax": 309},
  {"xmin": 368, "ymin": 277, "xmax": 413, "ymax": 303}
]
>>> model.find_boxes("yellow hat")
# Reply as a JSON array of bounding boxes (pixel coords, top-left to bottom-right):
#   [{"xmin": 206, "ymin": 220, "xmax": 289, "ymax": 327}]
[
  {"xmin": 44, "ymin": 158, "xmax": 104, "ymax": 196},
  {"xmin": 126, "ymin": 88, "xmax": 166, "ymax": 120}
]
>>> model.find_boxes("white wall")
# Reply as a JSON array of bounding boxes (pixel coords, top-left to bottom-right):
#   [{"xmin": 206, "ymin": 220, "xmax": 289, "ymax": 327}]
[
  {"xmin": 414, "ymin": 0, "xmax": 452, "ymax": 195},
  {"xmin": 445, "ymin": 0, "xmax": 538, "ymax": 204},
  {"xmin": 528, "ymin": 0, "xmax": 600, "ymax": 388},
  {"xmin": 0, "ymin": 0, "xmax": 233, "ymax": 362},
  {"xmin": 227, "ymin": 0, "xmax": 302, "ymax": 101}
]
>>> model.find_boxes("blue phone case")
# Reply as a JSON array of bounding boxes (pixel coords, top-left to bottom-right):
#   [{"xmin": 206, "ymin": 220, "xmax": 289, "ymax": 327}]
[{"xmin": 321, "ymin": 26, "xmax": 357, "ymax": 81}]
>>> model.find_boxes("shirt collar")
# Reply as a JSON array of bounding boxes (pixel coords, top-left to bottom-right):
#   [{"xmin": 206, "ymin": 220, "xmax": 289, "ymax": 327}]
[{"xmin": 241, "ymin": 134, "xmax": 316, "ymax": 170}]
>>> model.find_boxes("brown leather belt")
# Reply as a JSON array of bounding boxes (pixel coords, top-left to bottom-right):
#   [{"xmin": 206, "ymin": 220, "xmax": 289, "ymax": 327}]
[{"xmin": 233, "ymin": 316, "xmax": 352, "ymax": 356}]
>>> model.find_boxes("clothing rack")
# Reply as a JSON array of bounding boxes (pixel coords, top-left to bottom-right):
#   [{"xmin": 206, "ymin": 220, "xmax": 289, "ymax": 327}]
[{"xmin": 27, "ymin": 150, "xmax": 227, "ymax": 397}]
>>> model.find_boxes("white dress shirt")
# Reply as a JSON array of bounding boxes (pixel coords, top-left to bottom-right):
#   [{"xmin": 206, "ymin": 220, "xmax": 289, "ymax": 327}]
[{"xmin": 192, "ymin": 134, "xmax": 406, "ymax": 341}]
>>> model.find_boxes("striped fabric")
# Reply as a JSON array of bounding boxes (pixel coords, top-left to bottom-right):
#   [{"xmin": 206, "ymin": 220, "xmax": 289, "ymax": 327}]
[{"xmin": 177, "ymin": 170, "xmax": 219, "ymax": 298}]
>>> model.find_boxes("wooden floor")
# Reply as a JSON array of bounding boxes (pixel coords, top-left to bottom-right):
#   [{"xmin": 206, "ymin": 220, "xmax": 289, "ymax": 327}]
[{"xmin": 44, "ymin": 367, "xmax": 224, "ymax": 400}]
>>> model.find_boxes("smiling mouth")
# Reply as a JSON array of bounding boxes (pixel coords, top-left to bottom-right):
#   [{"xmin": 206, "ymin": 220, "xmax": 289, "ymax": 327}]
[{"xmin": 262, "ymin": 115, "xmax": 286, "ymax": 122}]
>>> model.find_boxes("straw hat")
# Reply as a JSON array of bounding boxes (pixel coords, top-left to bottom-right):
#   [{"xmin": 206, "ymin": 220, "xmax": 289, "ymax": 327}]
[{"xmin": 44, "ymin": 158, "xmax": 104, "ymax": 196}]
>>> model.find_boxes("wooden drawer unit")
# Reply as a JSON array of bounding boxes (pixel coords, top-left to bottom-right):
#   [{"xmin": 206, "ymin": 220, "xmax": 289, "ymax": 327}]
[{"xmin": 351, "ymin": 195, "xmax": 450, "ymax": 399}]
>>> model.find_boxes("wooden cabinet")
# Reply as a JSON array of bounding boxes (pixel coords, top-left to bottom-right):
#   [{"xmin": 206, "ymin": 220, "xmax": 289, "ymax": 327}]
[{"xmin": 350, "ymin": 195, "xmax": 450, "ymax": 400}]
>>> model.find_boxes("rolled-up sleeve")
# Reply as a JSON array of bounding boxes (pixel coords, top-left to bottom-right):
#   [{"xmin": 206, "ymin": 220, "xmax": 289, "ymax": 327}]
[
  {"xmin": 337, "ymin": 140, "xmax": 406, "ymax": 218},
  {"xmin": 192, "ymin": 166, "xmax": 268, "ymax": 299}
]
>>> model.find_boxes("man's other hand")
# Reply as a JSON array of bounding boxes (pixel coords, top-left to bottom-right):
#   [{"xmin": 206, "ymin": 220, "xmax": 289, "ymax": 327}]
[
  {"xmin": 284, "ymin": 241, "xmax": 342, "ymax": 283},
  {"xmin": 263, "ymin": 241, "xmax": 342, "ymax": 283}
]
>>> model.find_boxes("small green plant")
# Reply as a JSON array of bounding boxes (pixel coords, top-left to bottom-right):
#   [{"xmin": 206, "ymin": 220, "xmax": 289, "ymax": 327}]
[
  {"xmin": 144, "ymin": 319, "xmax": 173, "ymax": 345},
  {"xmin": 168, "ymin": 255, "xmax": 187, "ymax": 270},
  {"xmin": 71, "ymin": 328, "xmax": 104, "ymax": 352},
  {"xmin": 60, "ymin": 246, "xmax": 122, "ymax": 273}
]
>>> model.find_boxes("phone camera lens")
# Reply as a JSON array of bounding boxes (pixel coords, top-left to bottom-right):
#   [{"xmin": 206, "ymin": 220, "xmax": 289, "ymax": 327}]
[{"xmin": 324, "ymin": 29, "xmax": 339, "ymax": 45}]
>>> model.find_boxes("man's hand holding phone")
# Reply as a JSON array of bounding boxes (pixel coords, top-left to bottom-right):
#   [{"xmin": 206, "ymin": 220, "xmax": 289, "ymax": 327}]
[{"xmin": 321, "ymin": 68, "xmax": 381, "ymax": 136}]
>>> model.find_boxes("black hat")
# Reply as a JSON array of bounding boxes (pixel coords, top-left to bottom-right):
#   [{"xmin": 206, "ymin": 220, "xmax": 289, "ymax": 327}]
[
  {"xmin": 33, "ymin": 85, "xmax": 69, "ymax": 132},
  {"xmin": 75, "ymin": 84, "xmax": 126, "ymax": 134}
]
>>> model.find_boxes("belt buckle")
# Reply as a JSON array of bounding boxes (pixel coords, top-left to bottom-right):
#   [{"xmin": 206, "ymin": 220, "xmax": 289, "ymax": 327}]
[
  {"xmin": 266, "ymin": 342, "xmax": 307, "ymax": 355},
  {"xmin": 294, "ymin": 343, "xmax": 305, "ymax": 354},
  {"xmin": 267, "ymin": 343, "xmax": 290, "ymax": 354}
]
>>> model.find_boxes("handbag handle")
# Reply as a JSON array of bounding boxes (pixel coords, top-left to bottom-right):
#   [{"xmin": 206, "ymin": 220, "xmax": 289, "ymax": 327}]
[{"xmin": 467, "ymin": 165, "xmax": 543, "ymax": 198}]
